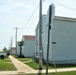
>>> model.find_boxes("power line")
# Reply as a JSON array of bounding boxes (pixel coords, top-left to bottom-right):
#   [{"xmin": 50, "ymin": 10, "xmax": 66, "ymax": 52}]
[
  {"xmin": 18, "ymin": 4, "xmax": 39, "ymax": 34},
  {"xmin": 18, "ymin": 0, "xmax": 46, "ymax": 35},
  {"xmin": 45, "ymin": 0, "xmax": 76, "ymax": 11}
]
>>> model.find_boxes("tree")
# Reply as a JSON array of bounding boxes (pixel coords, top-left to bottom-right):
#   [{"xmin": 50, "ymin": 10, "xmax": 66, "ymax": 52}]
[{"xmin": 2, "ymin": 47, "xmax": 8, "ymax": 53}]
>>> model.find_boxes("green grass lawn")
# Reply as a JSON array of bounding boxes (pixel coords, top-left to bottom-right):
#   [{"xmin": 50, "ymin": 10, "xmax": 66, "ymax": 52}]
[
  {"xmin": 37, "ymin": 72, "xmax": 76, "ymax": 75},
  {"xmin": 17, "ymin": 58, "xmax": 55, "ymax": 69},
  {"xmin": 17, "ymin": 58, "xmax": 32, "ymax": 61},
  {"xmin": 12, "ymin": 57, "xmax": 76, "ymax": 75},
  {"xmin": 17, "ymin": 58, "xmax": 46, "ymax": 69},
  {"xmin": 14, "ymin": 71, "xmax": 76, "ymax": 75},
  {"xmin": 0, "ymin": 57, "xmax": 17, "ymax": 71},
  {"xmin": 17, "ymin": 58, "xmax": 76, "ymax": 70},
  {"xmin": 0, "ymin": 57, "xmax": 11, "ymax": 62}
]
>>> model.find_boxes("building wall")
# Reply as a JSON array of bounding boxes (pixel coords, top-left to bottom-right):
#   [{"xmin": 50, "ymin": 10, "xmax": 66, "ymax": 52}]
[
  {"xmin": 35, "ymin": 23, "xmax": 39, "ymax": 58},
  {"xmin": 42, "ymin": 15, "xmax": 48, "ymax": 60},
  {"xmin": 11, "ymin": 47, "xmax": 16, "ymax": 55},
  {"xmin": 17, "ymin": 42, "xmax": 20, "ymax": 56},
  {"xmin": 11, "ymin": 50, "xmax": 16, "ymax": 55},
  {"xmin": 35, "ymin": 15, "xmax": 48, "ymax": 60},
  {"xmin": 35, "ymin": 15, "xmax": 76, "ymax": 64},
  {"xmin": 22, "ymin": 37, "xmax": 35, "ymax": 57},
  {"xmin": 50, "ymin": 19, "xmax": 76, "ymax": 64}
]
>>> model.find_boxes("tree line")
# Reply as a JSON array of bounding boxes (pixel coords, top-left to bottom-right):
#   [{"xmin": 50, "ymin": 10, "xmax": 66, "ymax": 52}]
[{"xmin": 0, "ymin": 47, "xmax": 8, "ymax": 53}]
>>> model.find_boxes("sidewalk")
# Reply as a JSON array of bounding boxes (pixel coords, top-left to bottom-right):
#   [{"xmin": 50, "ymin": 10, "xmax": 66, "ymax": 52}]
[
  {"xmin": 0, "ymin": 55, "xmax": 37, "ymax": 75},
  {"xmin": 0, "ymin": 55, "xmax": 76, "ymax": 75},
  {"xmin": 9, "ymin": 55, "xmax": 35, "ymax": 72}
]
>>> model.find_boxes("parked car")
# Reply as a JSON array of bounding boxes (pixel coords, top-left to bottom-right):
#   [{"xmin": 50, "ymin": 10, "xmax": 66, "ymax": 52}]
[{"xmin": 0, "ymin": 53, "xmax": 7, "ymax": 59}]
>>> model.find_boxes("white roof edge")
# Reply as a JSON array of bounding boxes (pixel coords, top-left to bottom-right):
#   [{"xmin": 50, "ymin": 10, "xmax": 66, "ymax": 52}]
[
  {"xmin": 42, "ymin": 15, "xmax": 76, "ymax": 21},
  {"xmin": 54, "ymin": 16, "xmax": 76, "ymax": 21}
]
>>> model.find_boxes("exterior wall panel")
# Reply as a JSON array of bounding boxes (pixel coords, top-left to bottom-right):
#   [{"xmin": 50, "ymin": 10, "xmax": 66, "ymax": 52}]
[
  {"xmin": 22, "ymin": 36, "xmax": 35, "ymax": 57},
  {"xmin": 51, "ymin": 20, "xmax": 76, "ymax": 62},
  {"xmin": 35, "ymin": 15, "xmax": 76, "ymax": 64},
  {"xmin": 35, "ymin": 24, "xmax": 39, "ymax": 58}
]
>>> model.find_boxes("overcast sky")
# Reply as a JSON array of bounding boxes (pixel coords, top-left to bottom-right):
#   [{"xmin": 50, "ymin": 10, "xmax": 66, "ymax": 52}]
[{"xmin": 0, "ymin": 0, "xmax": 76, "ymax": 50}]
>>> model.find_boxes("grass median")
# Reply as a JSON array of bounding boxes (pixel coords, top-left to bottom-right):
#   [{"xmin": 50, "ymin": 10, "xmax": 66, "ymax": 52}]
[
  {"xmin": 17, "ymin": 58, "xmax": 76, "ymax": 69},
  {"xmin": 16, "ymin": 58, "xmax": 76, "ymax": 75},
  {"xmin": 0, "ymin": 57, "xmax": 17, "ymax": 71},
  {"xmin": 14, "ymin": 71, "xmax": 76, "ymax": 75},
  {"xmin": 17, "ymin": 58, "xmax": 54, "ymax": 69}
]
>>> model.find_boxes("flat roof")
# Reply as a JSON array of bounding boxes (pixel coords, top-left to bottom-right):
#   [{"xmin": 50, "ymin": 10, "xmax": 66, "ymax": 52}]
[
  {"xmin": 43, "ymin": 14, "xmax": 76, "ymax": 22},
  {"xmin": 54, "ymin": 16, "xmax": 76, "ymax": 22}
]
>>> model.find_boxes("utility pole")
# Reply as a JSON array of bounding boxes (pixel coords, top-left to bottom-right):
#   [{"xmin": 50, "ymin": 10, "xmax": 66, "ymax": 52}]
[
  {"xmin": 13, "ymin": 27, "xmax": 19, "ymax": 55},
  {"xmin": 39, "ymin": 0, "xmax": 43, "ymax": 70}
]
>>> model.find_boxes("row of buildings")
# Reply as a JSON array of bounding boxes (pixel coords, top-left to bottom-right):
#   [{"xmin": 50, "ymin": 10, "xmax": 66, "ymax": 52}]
[
  {"xmin": 11, "ymin": 35, "xmax": 35, "ymax": 58},
  {"xmin": 10, "ymin": 14, "xmax": 76, "ymax": 64}
]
